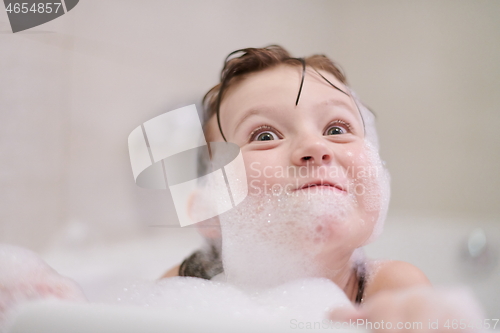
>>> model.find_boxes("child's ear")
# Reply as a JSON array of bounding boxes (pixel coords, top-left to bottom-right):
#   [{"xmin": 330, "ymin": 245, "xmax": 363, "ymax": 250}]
[
  {"xmin": 187, "ymin": 190, "xmax": 222, "ymax": 239},
  {"xmin": 196, "ymin": 217, "xmax": 221, "ymax": 239}
]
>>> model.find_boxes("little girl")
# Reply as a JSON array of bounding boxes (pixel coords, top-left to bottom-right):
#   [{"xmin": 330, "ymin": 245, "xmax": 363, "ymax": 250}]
[{"xmin": 162, "ymin": 45, "xmax": 483, "ymax": 331}]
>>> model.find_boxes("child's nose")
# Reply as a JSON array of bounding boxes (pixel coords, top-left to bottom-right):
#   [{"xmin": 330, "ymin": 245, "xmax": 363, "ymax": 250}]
[{"xmin": 291, "ymin": 137, "xmax": 333, "ymax": 166}]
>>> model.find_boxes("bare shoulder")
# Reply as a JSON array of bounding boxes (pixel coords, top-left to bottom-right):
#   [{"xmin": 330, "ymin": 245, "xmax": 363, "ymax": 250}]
[
  {"xmin": 159, "ymin": 264, "xmax": 181, "ymax": 279},
  {"xmin": 364, "ymin": 260, "xmax": 431, "ymax": 299}
]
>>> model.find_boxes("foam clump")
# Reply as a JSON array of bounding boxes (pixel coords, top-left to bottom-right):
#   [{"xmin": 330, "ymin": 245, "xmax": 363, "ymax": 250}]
[
  {"xmin": 0, "ymin": 244, "xmax": 86, "ymax": 331},
  {"xmin": 112, "ymin": 276, "xmax": 352, "ymax": 323},
  {"xmin": 220, "ymin": 187, "xmax": 363, "ymax": 289}
]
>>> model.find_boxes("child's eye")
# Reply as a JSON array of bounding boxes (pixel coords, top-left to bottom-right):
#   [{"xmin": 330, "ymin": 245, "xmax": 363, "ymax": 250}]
[
  {"xmin": 249, "ymin": 125, "xmax": 281, "ymax": 142},
  {"xmin": 255, "ymin": 132, "xmax": 278, "ymax": 141},
  {"xmin": 324, "ymin": 120, "xmax": 351, "ymax": 136}
]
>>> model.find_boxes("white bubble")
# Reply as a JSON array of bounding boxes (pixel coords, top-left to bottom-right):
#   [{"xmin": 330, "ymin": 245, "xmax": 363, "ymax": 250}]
[{"xmin": 110, "ymin": 276, "xmax": 352, "ymax": 323}]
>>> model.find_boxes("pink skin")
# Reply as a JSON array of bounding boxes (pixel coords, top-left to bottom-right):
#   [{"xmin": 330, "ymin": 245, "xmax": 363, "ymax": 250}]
[{"xmin": 213, "ymin": 64, "xmax": 385, "ymax": 284}]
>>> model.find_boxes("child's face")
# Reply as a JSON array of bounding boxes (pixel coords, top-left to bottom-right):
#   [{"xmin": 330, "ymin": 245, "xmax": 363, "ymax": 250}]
[{"xmin": 209, "ymin": 65, "xmax": 386, "ymax": 251}]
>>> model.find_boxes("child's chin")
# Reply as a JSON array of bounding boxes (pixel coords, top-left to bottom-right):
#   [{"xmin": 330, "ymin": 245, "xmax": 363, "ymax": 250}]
[
  {"xmin": 223, "ymin": 191, "xmax": 357, "ymax": 244},
  {"xmin": 307, "ymin": 215, "xmax": 357, "ymax": 244}
]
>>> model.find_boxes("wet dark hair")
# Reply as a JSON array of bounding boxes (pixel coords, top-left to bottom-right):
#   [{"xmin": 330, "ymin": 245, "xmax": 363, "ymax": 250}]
[
  {"xmin": 180, "ymin": 45, "xmax": 350, "ymax": 280},
  {"xmin": 179, "ymin": 240, "xmax": 223, "ymax": 279}
]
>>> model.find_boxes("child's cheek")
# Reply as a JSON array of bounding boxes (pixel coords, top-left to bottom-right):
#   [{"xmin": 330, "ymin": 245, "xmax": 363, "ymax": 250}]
[{"xmin": 243, "ymin": 152, "xmax": 283, "ymax": 197}]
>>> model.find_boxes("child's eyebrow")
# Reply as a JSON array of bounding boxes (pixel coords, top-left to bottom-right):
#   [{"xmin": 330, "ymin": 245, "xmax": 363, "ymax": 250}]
[
  {"xmin": 234, "ymin": 107, "xmax": 275, "ymax": 133},
  {"xmin": 317, "ymin": 98, "xmax": 359, "ymax": 117}
]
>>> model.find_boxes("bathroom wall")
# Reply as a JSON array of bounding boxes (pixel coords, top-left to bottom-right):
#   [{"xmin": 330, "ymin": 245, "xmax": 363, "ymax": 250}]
[{"xmin": 365, "ymin": 214, "xmax": 500, "ymax": 319}]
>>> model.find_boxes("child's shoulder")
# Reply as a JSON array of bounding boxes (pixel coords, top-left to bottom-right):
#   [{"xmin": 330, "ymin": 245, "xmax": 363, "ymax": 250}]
[
  {"xmin": 364, "ymin": 260, "xmax": 431, "ymax": 299},
  {"xmin": 160, "ymin": 264, "xmax": 180, "ymax": 279}
]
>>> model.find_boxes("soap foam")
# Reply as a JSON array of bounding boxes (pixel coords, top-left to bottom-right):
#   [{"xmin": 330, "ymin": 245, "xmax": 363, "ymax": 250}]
[
  {"xmin": 0, "ymin": 244, "xmax": 86, "ymax": 331},
  {"xmin": 218, "ymin": 186, "xmax": 359, "ymax": 290},
  {"xmin": 356, "ymin": 141, "xmax": 391, "ymax": 244},
  {"xmin": 111, "ymin": 276, "xmax": 353, "ymax": 323},
  {"xmin": 350, "ymin": 93, "xmax": 391, "ymax": 243}
]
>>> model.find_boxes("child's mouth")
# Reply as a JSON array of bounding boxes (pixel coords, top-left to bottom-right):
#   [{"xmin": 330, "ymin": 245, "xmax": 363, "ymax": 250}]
[{"xmin": 296, "ymin": 181, "xmax": 346, "ymax": 194}]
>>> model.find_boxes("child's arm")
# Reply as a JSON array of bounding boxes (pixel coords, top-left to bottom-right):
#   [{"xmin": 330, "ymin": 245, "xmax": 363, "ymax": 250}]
[
  {"xmin": 332, "ymin": 260, "xmax": 484, "ymax": 333},
  {"xmin": 364, "ymin": 260, "xmax": 431, "ymax": 297}
]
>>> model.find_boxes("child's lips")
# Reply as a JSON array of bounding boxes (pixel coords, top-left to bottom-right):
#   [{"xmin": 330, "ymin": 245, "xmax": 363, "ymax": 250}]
[{"xmin": 296, "ymin": 181, "xmax": 347, "ymax": 194}]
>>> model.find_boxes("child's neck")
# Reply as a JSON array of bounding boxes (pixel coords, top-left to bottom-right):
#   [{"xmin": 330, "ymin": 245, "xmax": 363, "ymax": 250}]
[{"xmin": 315, "ymin": 250, "xmax": 363, "ymax": 303}]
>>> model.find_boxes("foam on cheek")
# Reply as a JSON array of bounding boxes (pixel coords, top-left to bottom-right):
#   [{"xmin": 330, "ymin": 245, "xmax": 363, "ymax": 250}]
[
  {"xmin": 339, "ymin": 146, "xmax": 388, "ymax": 247},
  {"xmin": 356, "ymin": 139, "xmax": 391, "ymax": 245},
  {"xmin": 365, "ymin": 142, "xmax": 391, "ymax": 242},
  {"xmin": 347, "ymin": 143, "xmax": 384, "ymax": 213},
  {"xmin": 218, "ymin": 188, "xmax": 358, "ymax": 290},
  {"xmin": 348, "ymin": 92, "xmax": 391, "ymax": 245}
]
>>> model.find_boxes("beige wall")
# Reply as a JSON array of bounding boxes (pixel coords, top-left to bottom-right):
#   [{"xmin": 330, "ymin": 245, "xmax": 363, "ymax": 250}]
[{"xmin": 1, "ymin": 0, "xmax": 499, "ymax": 251}]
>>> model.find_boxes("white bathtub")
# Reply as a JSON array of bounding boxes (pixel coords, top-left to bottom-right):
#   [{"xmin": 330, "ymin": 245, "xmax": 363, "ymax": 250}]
[{"xmin": 10, "ymin": 300, "xmax": 346, "ymax": 333}]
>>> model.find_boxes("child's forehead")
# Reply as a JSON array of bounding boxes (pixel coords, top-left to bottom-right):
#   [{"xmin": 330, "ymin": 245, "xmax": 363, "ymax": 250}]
[
  {"xmin": 221, "ymin": 66, "xmax": 351, "ymax": 120},
  {"xmin": 220, "ymin": 66, "xmax": 355, "ymax": 125},
  {"xmin": 230, "ymin": 65, "xmax": 347, "ymax": 96},
  {"xmin": 205, "ymin": 113, "xmax": 225, "ymax": 142}
]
